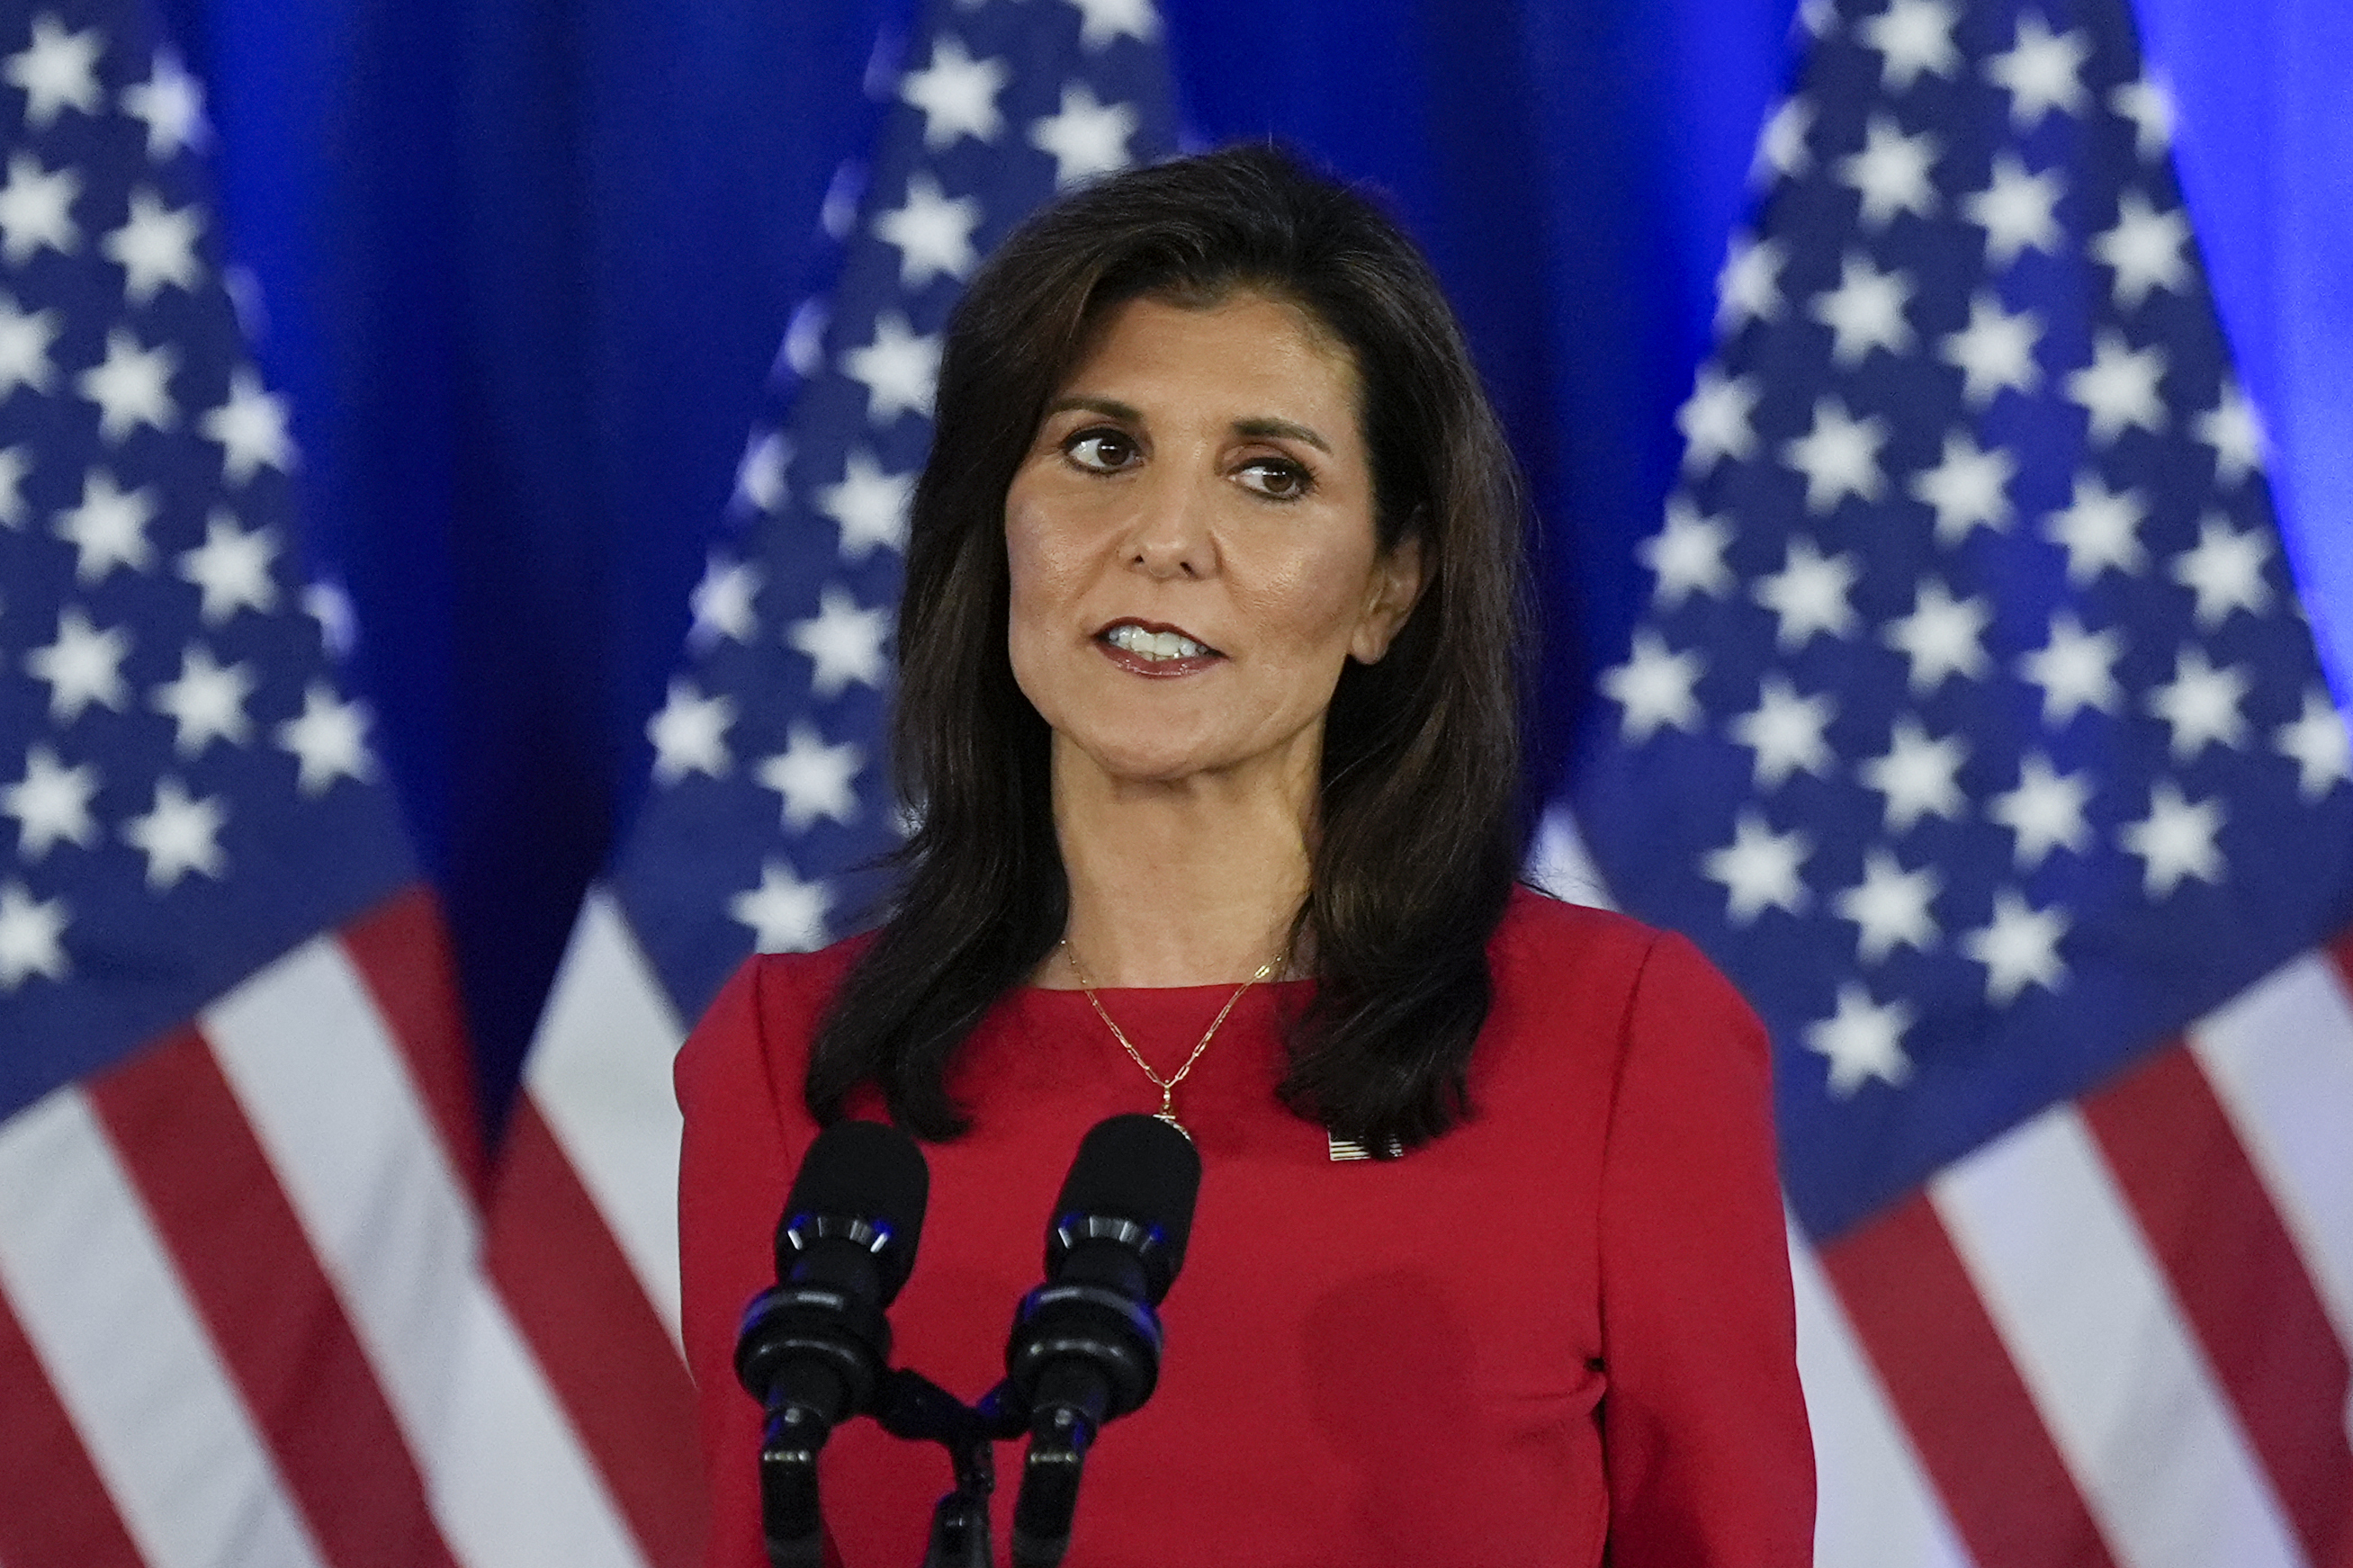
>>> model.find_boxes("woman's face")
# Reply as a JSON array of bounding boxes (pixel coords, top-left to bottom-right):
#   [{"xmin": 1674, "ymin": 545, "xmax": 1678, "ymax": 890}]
[{"xmin": 1004, "ymin": 291, "xmax": 1422, "ymax": 798}]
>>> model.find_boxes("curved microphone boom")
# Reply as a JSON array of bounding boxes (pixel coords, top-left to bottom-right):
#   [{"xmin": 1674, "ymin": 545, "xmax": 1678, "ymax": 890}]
[
  {"xmin": 734, "ymin": 1120, "xmax": 930, "ymax": 1568},
  {"xmin": 1004, "ymin": 1114, "xmax": 1202, "ymax": 1568}
]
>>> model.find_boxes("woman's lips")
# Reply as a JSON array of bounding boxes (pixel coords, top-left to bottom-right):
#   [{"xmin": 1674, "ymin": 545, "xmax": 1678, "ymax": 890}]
[{"xmin": 1095, "ymin": 619, "xmax": 1224, "ymax": 676}]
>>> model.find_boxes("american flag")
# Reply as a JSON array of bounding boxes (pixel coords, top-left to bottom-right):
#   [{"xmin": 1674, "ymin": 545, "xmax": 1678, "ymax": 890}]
[
  {"xmin": 502, "ymin": 1, "xmax": 1176, "ymax": 1562},
  {"xmin": 1572, "ymin": 0, "xmax": 2353, "ymax": 1563},
  {"xmin": 0, "ymin": 2, "xmax": 585, "ymax": 1564}
]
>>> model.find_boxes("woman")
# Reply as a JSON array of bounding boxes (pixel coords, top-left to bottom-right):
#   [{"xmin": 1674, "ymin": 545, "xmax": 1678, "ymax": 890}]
[{"xmin": 678, "ymin": 145, "xmax": 1812, "ymax": 1566}]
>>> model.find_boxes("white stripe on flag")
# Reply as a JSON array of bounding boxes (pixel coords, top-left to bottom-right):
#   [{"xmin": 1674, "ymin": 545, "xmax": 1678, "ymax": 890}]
[
  {"xmin": 525, "ymin": 885, "xmax": 689, "ymax": 1343},
  {"xmin": 1787, "ymin": 1219, "xmax": 1974, "ymax": 1568},
  {"xmin": 202, "ymin": 932, "xmax": 646, "ymax": 1568},
  {"xmin": 2189, "ymin": 945, "xmax": 2353, "ymax": 1351},
  {"xmin": 1528, "ymin": 802, "xmax": 1620, "ymax": 910},
  {"xmin": 0, "ymin": 1089, "xmax": 328, "ymax": 1568},
  {"xmin": 1931, "ymin": 1107, "xmax": 2302, "ymax": 1568}
]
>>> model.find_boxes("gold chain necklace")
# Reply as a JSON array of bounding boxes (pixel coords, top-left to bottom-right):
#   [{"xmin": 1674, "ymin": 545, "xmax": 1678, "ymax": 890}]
[{"xmin": 1060, "ymin": 939, "xmax": 1282, "ymax": 1140}]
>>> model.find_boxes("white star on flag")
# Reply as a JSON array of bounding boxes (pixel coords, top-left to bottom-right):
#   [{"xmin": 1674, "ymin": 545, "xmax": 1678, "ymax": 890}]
[
  {"xmin": 729, "ymin": 858, "xmax": 833, "ymax": 954},
  {"xmin": 1858, "ymin": 0, "xmax": 1960, "ymax": 90},
  {"xmin": 2147, "ymin": 646, "xmax": 2251, "ymax": 761},
  {"xmin": 54, "ymin": 468, "xmax": 158, "ymax": 582},
  {"xmin": 1754, "ymin": 535, "xmax": 1863, "ymax": 647},
  {"xmin": 1028, "ymin": 83, "xmax": 1137, "ymax": 187},
  {"xmin": 151, "ymin": 645, "xmax": 256, "ymax": 756},
  {"xmin": 1730, "ymin": 675, "xmax": 1838, "ymax": 789},
  {"xmin": 1962, "ymin": 151, "xmax": 2063, "ymax": 267},
  {"xmin": 899, "ymin": 35, "xmax": 1009, "ymax": 149},
  {"xmin": 1837, "ymin": 116, "xmax": 1940, "ymax": 228},
  {"xmin": 787, "ymin": 586, "xmax": 891, "ymax": 698},
  {"xmin": 102, "ymin": 189, "xmax": 206, "ymax": 304},
  {"xmin": 1805, "ymin": 982, "xmax": 1917, "ymax": 1094},
  {"xmin": 1940, "ymin": 291, "xmax": 2043, "ymax": 405},
  {"xmin": 0, "ymin": 881, "xmax": 71, "ymax": 990},
  {"xmin": 757, "ymin": 723, "xmax": 864, "ymax": 830},
  {"xmin": 1812, "ymin": 252, "xmax": 1916, "ymax": 364},
  {"xmin": 1599, "ymin": 630, "xmax": 1706, "ymax": 741},
  {"xmin": 1781, "ymin": 397, "xmax": 1887, "ymax": 512},
  {"xmin": 199, "ymin": 366, "xmax": 296, "ymax": 483},
  {"xmin": 2043, "ymin": 471, "xmax": 2148, "ymax": 583},
  {"xmin": 24, "ymin": 606, "xmax": 133, "ymax": 721},
  {"xmin": 2018, "ymin": 610, "xmax": 2124, "ymax": 724},
  {"xmin": 647, "ymin": 679, "xmax": 736, "ymax": 783},
  {"xmin": 0, "ymin": 152, "xmax": 82, "ymax": 264},
  {"xmin": 2109, "ymin": 74, "xmax": 2176, "ymax": 161},
  {"xmin": 1676, "ymin": 365, "xmax": 1761, "ymax": 470},
  {"xmin": 2093, "ymin": 190, "xmax": 2191, "ymax": 309},
  {"xmin": 2066, "ymin": 329, "xmax": 2168, "ymax": 443},
  {"xmin": 121, "ymin": 48, "xmax": 211, "ymax": 159},
  {"xmin": 874, "ymin": 172, "xmax": 983, "ymax": 288},
  {"xmin": 1960, "ymin": 887, "xmax": 2070, "ymax": 1002},
  {"xmin": 2194, "ymin": 381, "xmax": 2263, "ymax": 484},
  {"xmin": 1715, "ymin": 234, "xmax": 1787, "ymax": 332},
  {"xmin": 77, "ymin": 328, "xmax": 180, "ymax": 442},
  {"xmin": 1989, "ymin": 752, "xmax": 2094, "ymax": 867},
  {"xmin": 2171, "ymin": 513, "xmax": 2272, "ymax": 628},
  {"xmin": 1753, "ymin": 97, "xmax": 1814, "ymax": 184},
  {"xmin": 1834, "ymin": 848, "xmax": 1943, "ymax": 962},
  {"xmin": 732, "ymin": 429, "xmax": 789, "ymax": 515},
  {"xmin": 1859, "ymin": 716, "xmax": 1969, "ymax": 832},
  {"xmin": 2, "ymin": 745, "xmax": 103, "ymax": 858},
  {"xmin": 1985, "ymin": 12, "xmax": 2091, "ymax": 130},
  {"xmin": 1703, "ymin": 810, "xmax": 1813, "ymax": 923},
  {"xmin": 1639, "ymin": 498, "xmax": 1735, "ymax": 605},
  {"xmin": 4, "ymin": 14, "xmax": 103, "ymax": 127},
  {"xmin": 274, "ymin": 681, "xmax": 373, "ymax": 794},
  {"xmin": 1883, "ymin": 578, "xmax": 1991, "ymax": 693},
  {"xmin": 818, "ymin": 449, "xmax": 915, "ymax": 560},
  {"xmin": 1064, "ymin": 0, "xmax": 1161, "ymax": 50},
  {"xmin": 2119, "ymin": 779, "xmax": 2226, "ymax": 896},
  {"xmin": 687, "ymin": 554, "xmax": 761, "ymax": 650},
  {"xmin": 2275, "ymin": 690, "xmax": 2353, "ymax": 801},
  {"xmin": 841, "ymin": 311, "xmax": 941, "ymax": 425},
  {"xmin": 1911, "ymin": 429, "xmax": 2016, "ymax": 543},
  {"xmin": 121, "ymin": 776, "xmax": 230, "ymax": 891},
  {"xmin": 0, "ymin": 290, "xmax": 62, "ymax": 397},
  {"xmin": 176, "ymin": 509, "xmax": 280, "ymax": 623}
]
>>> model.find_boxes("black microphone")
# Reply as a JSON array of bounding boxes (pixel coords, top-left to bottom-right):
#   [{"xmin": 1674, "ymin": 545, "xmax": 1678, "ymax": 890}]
[
  {"xmin": 733, "ymin": 1119, "xmax": 930, "ymax": 1568},
  {"xmin": 1004, "ymin": 1114, "xmax": 1202, "ymax": 1567}
]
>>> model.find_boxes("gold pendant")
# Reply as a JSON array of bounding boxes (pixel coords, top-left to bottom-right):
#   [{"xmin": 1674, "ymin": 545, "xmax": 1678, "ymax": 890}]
[{"xmin": 1154, "ymin": 1107, "xmax": 1192, "ymax": 1142}]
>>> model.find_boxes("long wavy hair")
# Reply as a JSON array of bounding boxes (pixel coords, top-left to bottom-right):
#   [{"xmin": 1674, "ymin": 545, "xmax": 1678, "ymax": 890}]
[{"xmin": 805, "ymin": 144, "xmax": 1531, "ymax": 1152}]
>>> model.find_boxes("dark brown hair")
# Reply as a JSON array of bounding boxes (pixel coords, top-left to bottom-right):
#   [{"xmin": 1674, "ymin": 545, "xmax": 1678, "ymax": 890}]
[{"xmin": 805, "ymin": 143, "xmax": 1531, "ymax": 1151}]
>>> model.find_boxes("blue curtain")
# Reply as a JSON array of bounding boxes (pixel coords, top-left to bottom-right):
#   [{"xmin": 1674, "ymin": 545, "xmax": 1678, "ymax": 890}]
[{"xmin": 160, "ymin": 0, "xmax": 2350, "ymax": 1128}]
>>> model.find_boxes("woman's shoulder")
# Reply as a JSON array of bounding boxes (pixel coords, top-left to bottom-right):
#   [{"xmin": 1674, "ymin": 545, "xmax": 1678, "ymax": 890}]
[
  {"xmin": 1487, "ymin": 882, "xmax": 1756, "ymax": 1025},
  {"xmin": 1490, "ymin": 881, "xmax": 1667, "ymax": 970},
  {"xmin": 677, "ymin": 930, "xmax": 875, "ymax": 1086}
]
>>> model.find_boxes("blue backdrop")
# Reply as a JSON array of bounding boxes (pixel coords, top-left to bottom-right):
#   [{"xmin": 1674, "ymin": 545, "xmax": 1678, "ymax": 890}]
[{"xmin": 148, "ymin": 0, "xmax": 2351, "ymax": 1129}]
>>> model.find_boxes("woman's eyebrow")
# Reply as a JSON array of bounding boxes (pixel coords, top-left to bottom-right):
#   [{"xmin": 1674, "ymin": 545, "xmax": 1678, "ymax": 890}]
[
  {"xmin": 1046, "ymin": 394, "xmax": 1141, "ymax": 422},
  {"xmin": 1232, "ymin": 417, "xmax": 1331, "ymax": 453}
]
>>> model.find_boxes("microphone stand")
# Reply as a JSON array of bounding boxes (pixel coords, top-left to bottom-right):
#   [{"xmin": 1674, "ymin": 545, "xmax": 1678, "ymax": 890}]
[{"xmin": 867, "ymin": 1369, "xmax": 1031, "ymax": 1568}]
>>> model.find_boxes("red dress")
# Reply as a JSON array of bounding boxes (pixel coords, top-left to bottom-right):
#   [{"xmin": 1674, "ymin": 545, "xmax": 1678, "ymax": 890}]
[{"xmin": 676, "ymin": 887, "xmax": 1814, "ymax": 1567}]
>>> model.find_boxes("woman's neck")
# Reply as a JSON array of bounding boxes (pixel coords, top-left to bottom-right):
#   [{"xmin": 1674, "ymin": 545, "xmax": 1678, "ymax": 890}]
[{"xmin": 1044, "ymin": 743, "xmax": 1311, "ymax": 989}]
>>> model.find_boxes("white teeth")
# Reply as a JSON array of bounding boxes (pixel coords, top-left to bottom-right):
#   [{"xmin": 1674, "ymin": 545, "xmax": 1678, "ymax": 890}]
[{"xmin": 1106, "ymin": 623, "xmax": 1208, "ymax": 660}]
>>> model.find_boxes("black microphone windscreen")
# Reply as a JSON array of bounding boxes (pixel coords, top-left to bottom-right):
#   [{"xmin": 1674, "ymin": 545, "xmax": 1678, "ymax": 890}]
[
  {"xmin": 1050, "ymin": 1114, "xmax": 1202, "ymax": 1299},
  {"xmin": 779, "ymin": 1120, "xmax": 930, "ymax": 1303}
]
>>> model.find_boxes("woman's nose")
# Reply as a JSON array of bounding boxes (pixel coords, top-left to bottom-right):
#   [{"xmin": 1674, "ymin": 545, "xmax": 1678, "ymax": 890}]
[{"xmin": 1123, "ymin": 472, "xmax": 1218, "ymax": 580}]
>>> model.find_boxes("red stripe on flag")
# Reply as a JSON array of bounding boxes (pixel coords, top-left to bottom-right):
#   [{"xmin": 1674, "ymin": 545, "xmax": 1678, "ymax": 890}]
[
  {"xmin": 2331, "ymin": 926, "xmax": 2353, "ymax": 990},
  {"xmin": 2082, "ymin": 1038, "xmax": 2353, "ymax": 1567},
  {"xmin": 1821, "ymin": 1192, "xmax": 2120, "ymax": 1568},
  {"xmin": 341, "ymin": 884, "xmax": 489, "ymax": 1204},
  {"xmin": 88, "ymin": 1027, "xmax": 463, "ymax": 1568},
  {"xmin": 0, "ymin": 1286, "xmax": 145, "ymax": 1568},
  {"xmin": 488, "ymin": 1098, "xmax": 708, "ymax": 1568}
]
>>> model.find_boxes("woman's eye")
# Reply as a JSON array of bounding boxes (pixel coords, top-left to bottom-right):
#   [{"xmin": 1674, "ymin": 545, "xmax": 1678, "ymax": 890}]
[
  {"xmin": 1064, "ymin": 429, "xmax": 1137, "ymax": 472},
  {"xmin": 1237, "ymin": 459, "xmax": 1313, "ymax": 500}
]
